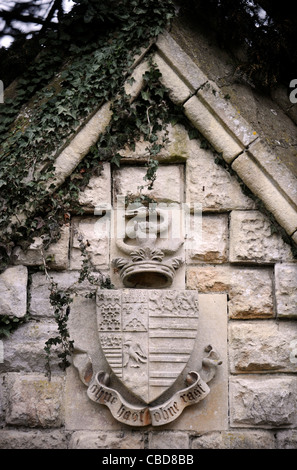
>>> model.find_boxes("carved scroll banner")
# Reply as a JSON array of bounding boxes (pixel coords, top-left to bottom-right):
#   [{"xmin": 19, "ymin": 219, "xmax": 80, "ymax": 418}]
[{"xmin": 87, "ymin": 371, "xmax": 210, "ymax": 427}]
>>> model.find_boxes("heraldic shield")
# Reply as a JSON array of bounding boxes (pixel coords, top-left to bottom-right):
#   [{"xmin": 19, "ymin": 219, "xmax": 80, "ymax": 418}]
[{"xmin": 96, "ymin": 289, "xmax": 199, "ymax": 404}]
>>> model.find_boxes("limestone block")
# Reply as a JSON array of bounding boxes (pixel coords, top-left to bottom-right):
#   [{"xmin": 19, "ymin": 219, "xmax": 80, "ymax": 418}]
[
  {"xmin": 0, "ymin": 430, "xmax": 68, "ymax": 449},
  {"xmin": 70, "ymin": 216, "xmax": 109, "ymax": 270},
  {"xmin": 192, "ymin": 430, "xmax": 276, "ymax": 449},
  {"xmin": 29, "ymin": 271, "xmax": 99, "ymax": 318},
  {"xmin": 187, "ymin": 214, "xmax": 228, "ymax": 263},
  {"xmin": 246, "ymin": 139, "xmax": 297, "ymax": 208},
  {"xmin": 65, "ymin": 294, "xmax": 228, "ymax": 432},
  {"xmin": 50, "ymin": 102, "xmax": 112, "ymax": 188},
  {"xmin": 118, "ymin": 123, "xmax": 191, "ymax": 163},
  {"xmin": 276, "ymin": 430, "xmax": 297, "ymax": 449},
  {"xmin": 197, "ymin": 81, "xmax": 258, "ymax": 147},
  {"xmin": 275, "ymin": 264, "xmax": 297, "ymax": 318},
  {"xmin": 184, "ymin": 95, "xmax": 242, "ymax": 163},
  {"xmin": 229, "ymin": 321, "xmax": 297, "ymax": 373},
  {"xmin": 12, "ymin": 225, "xmax": 70, "ymax": 270},
  {"xmin": 187, "ymin": 265, "xmax": 274, "ymax": 319},
  {"xmin": 148, "ymin": 431, "xmax": 189, "ymax": 449},
  {"xmin": 69, "ymin": 431, "xmax": 144, "ymax": 449},
  {"xmin": 124, "ymin": 60, "xmax": 150, "ymax": 102},
  {"xmin": 78, "ymin": 163, "xmax": 111, "ymax": 212},
  {"xmin": 1, "ymin": 321, "xmax": 62, "ymax": 373},
  {"xmin": 153, "ymin": 53, "xmax": 192, "ymax": 105},
  {"xmin": 113, "ymin": 165, "xmax": 184, "ymax": 204},
  {"xmin": 156, "ymin": 31, "xmax": 208, "ymax": 91},
  {"xmin": 229, "ymin": 210, "xmax": 294, "ymax": 264},
  {"xmin": 186, "ymin": 140, "xmax": 255, "ymax": 211},
  {"xmin": 232, "ymin": 152, "xmax": 297, "ymax": 236},
  {"xmin": 0, "ymin": 265, "xmax": 28, "ymax": 318},
  {"xmin": 229, "ymin": 376, "xmax": 297, "ymax": 428},
  {"xmin": 5, "ymin": 373, "xmax": 64, "ymax": 428}
]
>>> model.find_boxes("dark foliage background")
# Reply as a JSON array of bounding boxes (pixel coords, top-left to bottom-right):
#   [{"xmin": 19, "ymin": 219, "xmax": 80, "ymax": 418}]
[{"xmin": 1, "ymin": 0, "xmax": 297, "ymax": 90}]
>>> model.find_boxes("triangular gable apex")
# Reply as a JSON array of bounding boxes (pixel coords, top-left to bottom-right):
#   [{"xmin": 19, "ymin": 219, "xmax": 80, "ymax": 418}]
[{"xmin": 15, "ymin": 31, "xmax": 297, "ymax": 247}]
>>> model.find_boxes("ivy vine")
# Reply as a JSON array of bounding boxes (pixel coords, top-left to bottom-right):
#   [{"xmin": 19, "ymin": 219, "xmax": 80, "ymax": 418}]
[{"xmin": 0, "ymin": 0, "xmax": 182, "ymax": 373}]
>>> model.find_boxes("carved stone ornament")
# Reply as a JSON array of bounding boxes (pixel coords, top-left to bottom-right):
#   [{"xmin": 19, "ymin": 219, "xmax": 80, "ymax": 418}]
[
  {"xmin": 112, "ymin": 205, "xmax": 184, "ymax": 288},
  {"xmin": 73, "ymin": 289, "xmax": 222, "ymax": 427}
]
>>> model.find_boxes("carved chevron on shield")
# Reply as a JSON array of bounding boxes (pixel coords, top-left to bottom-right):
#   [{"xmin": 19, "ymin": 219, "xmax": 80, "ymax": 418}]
[{"xmin": 96, "ymin": 289, "xmax": 199, "ymax": 404}]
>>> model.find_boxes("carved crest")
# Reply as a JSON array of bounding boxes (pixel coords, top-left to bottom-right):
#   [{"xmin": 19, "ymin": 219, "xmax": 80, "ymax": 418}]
[{"xmin": 96, "ymin": 289, "xmax": 199, "ymax": 404}]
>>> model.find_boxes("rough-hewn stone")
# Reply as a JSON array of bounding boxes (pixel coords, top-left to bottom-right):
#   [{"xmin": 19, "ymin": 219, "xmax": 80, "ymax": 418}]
[
  {"xmin": 229, "ymin": 210, "xmax": 294, "ymax": 263},
  {"xmin": 148, "ymin": 431, "xmax": 189, "ymax": 449},
  {"xmin": 230, "ymin": 376, "xmax": 297, "ymax": 428},
  {"xmin": 187, "ymin": 265, "xmax": 274, "ymax": 318},
  {"xmin": 275, "ymin": 264, "xmax": 297, "ymax": 318},
  {"xmin": 29, "ymin": 271, "xmax": 99, "ymax": 318},
  {"xmin": 0, "ymin": 430, "xmax": 68, "ymax": 449},
  {"xmin": 69, "ymin": 431, "xmax": 145, "ymax": 449},
  {"xmin": 229, "ymin": 321, "xmax": 297, "ymax": 373},
  {"xmin": 0, "ymin": 321, "xmax": 66, "ymax": 374},
  {"xmin": 12, "ymin": 225, "xmax": 70, "ymax": 270},
  {"xmin": 187, "ymin": 214, "xmax": 228, "ymax": 263},
  {"xmin": 4, "ymin": 373, "xmax": 64, "ymax": 428},
  {"xmin": 186, "ymin": 140, "xmax": 255, "ymax": 211},
  {"xmin": 276, "ymin": 430, "xmax": 297, "ymax": 449},
  {"xmin": 78, "ymin": 163, "xmax": 111, "ymax": 212},
  {"xmin": 70, "ymin": 216, "xmax": 109, "ymax": 270},
  {"xmin": 191, "ymin": 430, "xmax": 276, "ymax": 449},
  {"xmin": 0, "ymin": 265, "xmax": 28, "ymax": 318}
]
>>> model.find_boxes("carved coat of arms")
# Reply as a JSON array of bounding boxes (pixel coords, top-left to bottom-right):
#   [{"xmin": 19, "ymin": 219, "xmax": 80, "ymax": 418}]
[
  {"xmin": 73, "ymin": 203, "xmax": 222, "ymax": 426},
  {"xmin": 96, "ymin": 289, "xmax": 199, "ymax": 404}
]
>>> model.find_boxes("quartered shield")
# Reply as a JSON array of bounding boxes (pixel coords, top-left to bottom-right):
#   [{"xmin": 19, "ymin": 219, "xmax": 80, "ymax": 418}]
[{"xmin": 96, "ymin": 289, "xmax": 199, "ymax": 404}]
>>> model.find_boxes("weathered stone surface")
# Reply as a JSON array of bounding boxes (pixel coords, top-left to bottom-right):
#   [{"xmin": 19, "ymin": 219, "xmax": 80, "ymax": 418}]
[
  {"xmin": 187, "ymin": 214, "xmax": 228, "ymax": 263},
  {"xmin": 12, "ymin": 225, "xmax": 70, "ymax": 270},
  {"xmin": 230, "ymin": 376, "xmax": 297, "ymax": 428},
  {"xmin": 229, "ymin": 321, "xmax": 297, "ymax": 373},
  {"xmin": 0, "ymin": 430, "xmax": 68, "ymax": 449},
  {"xmin": 0, "ymin": 265, "xmax": 28, "ymax": 318},
  {"xmin": 124, "ymin": 60, "xmax": 150, "ymax": 101},
  {"xmin": 153, "ymin": 53, "xmax": 192, "ymax": 105},
  {"xmin": 184, "ymin": 95, "xmax": 242, "ymax": 163},
  {"xmin": 247, "ymin": 139, "xmax": 297, "ymax": 208},
  {"xmin": 113, "ymin": 165, "xmax": 184, "ymax": 204},
  {"xmin": 186, "ymin": 140, "xmax": 255, "ymax": 211},
  {"xmin": 156, "ymin": 31, "xmax": 208, "ymax": 91},
  {"xmin": 118, "ymin": 123, "xmax": 191, "ymax": 163},
  {"xmin": 187, "ymin": 265, "xmax": 274, "ymax": 318},
  {"xmin": 276, "ymin": 430, "xmax": 297, "ymax": 449},
  {"xmin": 29, "ymin": 270, "xmax": 100, "ymax": 318},
  {"xmin": 148, "ymin": 431, "xmax": 189, "ymax": 449},
  {"xmin": 78, "ymin": 163, "xmax": 111, "ymax": 212},
  {"xmin": 275, "ymin": 264, "xmax": 297, "ymax": 318},
  {"xmin": 70, "ymin": 216, "xmax": 109, "ymax": 270},
  {"xmin": 50, "ymin": 102, "xmax": 112, "ymax": 188},
  {"xmin": 65, "ymin": 294, "xmax": 228, "ymax": 432},
  {"xmin": 232, "ymin": 151, "xmax": 297, "ymax": 236},
  {"xmin": 191, "ymin": 430, "xmax": 276, "ymax": 449},
  {"xmin": 69, "ymin": 431, "xmax": 144, "ymax": 449},
  {"xmin": 197, "ymin": 81, "xmax": 258, "ymax": 147},
  {"xmin": 229, "ymin": 210, "xmax": 294, "ymax": 263},
  {"xmin": 1, "ymin": 321, "xmax": 62, "ymax": 373},
  {"xmin": 5, "ymin": 373, "xmax": 64, "ymax": 428}
]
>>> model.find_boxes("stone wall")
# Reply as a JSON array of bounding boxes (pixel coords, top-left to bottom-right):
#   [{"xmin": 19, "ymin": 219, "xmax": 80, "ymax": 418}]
[{"xmin": 1, "ymin": 124, "xmax": 297, "ymax": 449}]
